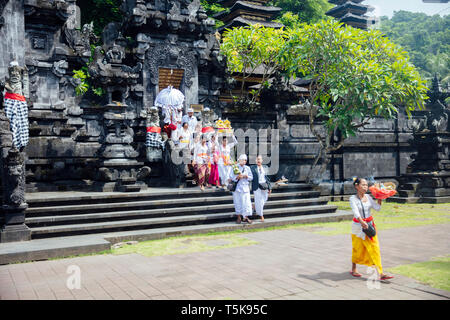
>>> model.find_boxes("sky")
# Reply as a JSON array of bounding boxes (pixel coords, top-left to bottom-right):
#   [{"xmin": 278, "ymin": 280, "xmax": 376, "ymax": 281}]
[{"xmin": 365, "ymin": 0, "xmax": 450, "ymax": 18}]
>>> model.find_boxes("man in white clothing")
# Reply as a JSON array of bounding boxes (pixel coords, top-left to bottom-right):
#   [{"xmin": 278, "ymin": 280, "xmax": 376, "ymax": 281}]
[
  {"xmin": 229, "ymin": 154, "xmax": 253, "ymax": 224},
  {"xmin": 182, "ymin": 108, "xmax": 197, "ymax": 133},
  {"xmin": 250, "ymin": 155, "xmax": 272, "ymax": 222}
]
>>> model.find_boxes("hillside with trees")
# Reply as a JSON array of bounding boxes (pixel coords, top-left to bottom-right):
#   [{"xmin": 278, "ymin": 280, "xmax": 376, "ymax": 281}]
[{"xmin": 379, "ymin": 11, "xmax": 449, "ymax": 86}]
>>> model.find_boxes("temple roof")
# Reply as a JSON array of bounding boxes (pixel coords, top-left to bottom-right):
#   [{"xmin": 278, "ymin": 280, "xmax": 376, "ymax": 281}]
[
  {"xmin": 219, "ymin": 16, "xmax": 283, "ymax": 31},
  {"xmin": 328, "ymin": 0, "xmax": 365, "ymax": 4},
  {"xmin": 219, "ymin": 0, "xmax": 270, "ymax": 7},
  {"xmin": 214, "ymin": 1, "xmax": 281, "ymax": 21},
  {"xmin": 326, "ymin": 1, "xmax": 374, "ymax": 18},
  {"xmin": 338, "ymin": 12, "xmax": 376, "ymax": 29}
]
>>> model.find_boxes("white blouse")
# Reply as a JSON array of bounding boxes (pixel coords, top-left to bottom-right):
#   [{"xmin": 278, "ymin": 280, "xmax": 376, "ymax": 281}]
[
  {"xmin": 349, "ymin": 194, "xmax": 381, "ymax": 240},
  {"xmin": 257, "ymin": 165, "xmax": 266, "ymax": 184},
  {"xmin": 172, "ymin": 128, "xmax": 192, "ymax": 150},
  {"xmin": 193, "ymin": 143, "xmax": 209, "ymax": 165},
  {"xmin": 218, "ymin": 136, "xmax": 238, "ymax": 165}
]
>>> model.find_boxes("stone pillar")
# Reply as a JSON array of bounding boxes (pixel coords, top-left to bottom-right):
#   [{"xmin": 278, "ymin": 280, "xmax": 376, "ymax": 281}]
[{"xmin": 0, "ymin": 110, "xmax": 30, "ymax": 243}]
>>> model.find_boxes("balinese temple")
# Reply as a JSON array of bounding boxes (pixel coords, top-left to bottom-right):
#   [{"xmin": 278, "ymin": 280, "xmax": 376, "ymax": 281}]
[
  {"xmin": 214, "ymin": 0, "xmax": 283, "ymax": 32},
  {"xmin": 326, "ymin": 0, "xmax": 377, "ymax": 29}
]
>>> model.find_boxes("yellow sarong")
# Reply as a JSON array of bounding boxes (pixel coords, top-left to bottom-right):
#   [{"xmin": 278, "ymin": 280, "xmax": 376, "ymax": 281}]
[{"xmin": 351, "ymin": 234, "xmax": 383, "ymax": 274}]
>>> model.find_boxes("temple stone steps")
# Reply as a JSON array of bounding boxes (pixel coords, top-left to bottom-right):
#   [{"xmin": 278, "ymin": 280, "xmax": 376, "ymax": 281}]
[
  {"xmin": 25, "ymin": 197, "xmax": 330, "ymax": 225},
  {"xmin": 30, "ymin": 204, "xmax": 338, "ymax": 239},
  {"xmin": 26, "ymin": 183, "xmax": 314, "ymax": 207},
  {"xmin": 23, "ymin": 183, "xmax": 339, "ymax": 240},
  {"xmin": 25, "ymin": 191, "xmax": 321, "ymax": 216}
]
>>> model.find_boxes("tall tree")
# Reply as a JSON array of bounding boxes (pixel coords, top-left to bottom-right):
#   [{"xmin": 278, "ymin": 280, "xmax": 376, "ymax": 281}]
[
  {"xmin": 271, "ymin": 0, "xmax": 332, "ymax": 24},
  {"xmin": 221, "ymin": 24, "xmax": 285, "ymax": 110},
  {"xmin": 281, "ymin": 19, "xmax": 429, "ymax": 182}
]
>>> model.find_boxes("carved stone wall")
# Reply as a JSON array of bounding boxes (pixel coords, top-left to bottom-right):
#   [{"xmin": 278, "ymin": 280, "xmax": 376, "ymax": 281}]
[{"xmin": 223, "ymin": 106, "xmax": 425, "ymax": 196}]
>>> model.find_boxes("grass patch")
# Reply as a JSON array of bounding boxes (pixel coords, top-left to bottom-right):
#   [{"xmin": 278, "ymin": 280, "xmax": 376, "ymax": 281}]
[
  {"xmin": 111, "ymin": 234, "xmax": 259, "ymax": 257},
  {"xmin": 295, "ymin": 201, "xmax": 450, "ymax": 236},
  {"xmin": 387, "ymin": 255, "xmax": 450, "ymax": 292}
]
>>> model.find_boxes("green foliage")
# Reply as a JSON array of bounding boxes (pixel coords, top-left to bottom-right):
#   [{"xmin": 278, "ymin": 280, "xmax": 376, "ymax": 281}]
[
  {"xmin": 72, "ymin": 69, "xmax": 89, "ymax": 96},
  {"xmin": 72, "ymin": 67, "xmax": 105, "ymax": 97},
  {"xmin": 221, "ymin": 24, "xmax": 286, "ymax": 107},
  {"xmin": 388, "ymin": 255, "xmax": 450, "ymax": 292},
  {"xmin": 270, "ymin": 0, "xmax": 332, "ymax": 24},
  {"xmin": 200, "ymin": 0, "xmax": 226, "ymax": 28},
  {"xmin": 275, "ymin": 11, "xmax": 303, "ymax": 29},
  {"xmin": 379, "ymin": 11, "xmax": 450, "ymax": 85},
  {"xmin": 77, "ymin": 0, "xmax": 123, "ymax": 36},
  {"xmin": 200, "ymin": 0, "xmax": 226, "ymax": 16},
  {"xmin": 281, "ymin": 19, "xmax": 429, "ymax": 139}
]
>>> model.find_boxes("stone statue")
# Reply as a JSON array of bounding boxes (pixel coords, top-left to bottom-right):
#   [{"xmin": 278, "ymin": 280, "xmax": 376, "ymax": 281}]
[
  {"xmin": 146, "ymin": 106, "xmax": 164, "ymax": 162},
  {"xmin": 3, "ymin": 148, "xmax": 26, "ymax": 207},
  {"xmin": 201, "ymin": 107, "xmax": 214, "ymax": 128},
  {"xmin": 64, "ymin": 21, "xmax": 98, "ymax": 58},
  {"xmin": 2, "ymin": 61, "xmax": 30, "ymax": 151}
]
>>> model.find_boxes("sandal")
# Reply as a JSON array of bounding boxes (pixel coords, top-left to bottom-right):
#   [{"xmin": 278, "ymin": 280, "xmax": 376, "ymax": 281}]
[
  {"xmin": 350, "ymin": 271, "xmax": 362, "ymax": 277},
  {"xmin": 380, "ymin": 275, "xmax": 394, "ymax": 280},
  {"xmin": 245, "ymin": 217, "xmax": 252, "ymax": 224}
]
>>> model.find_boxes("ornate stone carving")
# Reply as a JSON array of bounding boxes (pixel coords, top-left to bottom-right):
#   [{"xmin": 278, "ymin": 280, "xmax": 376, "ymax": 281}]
[
  {"xmin": 52, "ymin": 60, "xmax": 68, "ymax": 78},
  {"xmin": 63, "ymin": 21, "xmax": 98, "ymax": 58},
  {"xmin": 145, "ymin": 41, "xmax": 197, "ymax": 88},
  {"xmin": 3, "ymin": 148, "xmax": 26, "ymax": 206},
  {"xmin": 31, "ymin": 34, "xmax": 46, "ymax": 49},
  {"xmin": 147, "ymin": 106, "xmax": 160, "ymax": 127},
  {"xmin": 106, "ymin": 43, "xmax": 126, "ymax": 64}
]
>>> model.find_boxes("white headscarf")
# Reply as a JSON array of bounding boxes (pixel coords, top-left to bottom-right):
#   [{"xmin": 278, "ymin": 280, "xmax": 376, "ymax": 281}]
[{"xmin": 238, "ymin": 154, "xmax": 247, "ymax": 161}]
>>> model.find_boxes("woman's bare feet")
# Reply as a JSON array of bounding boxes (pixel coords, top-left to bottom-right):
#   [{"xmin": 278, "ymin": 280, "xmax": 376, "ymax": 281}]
[
  {"xmin": 260, "ymin": 216, "xmax": 264, "ymax": 222},
  {"xmin": 236, "ymin": 215, "xmax": 242, "ymax": 224}
]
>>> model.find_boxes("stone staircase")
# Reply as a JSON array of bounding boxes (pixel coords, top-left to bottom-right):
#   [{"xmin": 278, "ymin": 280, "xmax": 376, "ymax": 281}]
[{"xmin": 24, "ymin": 183, "xmax": 339, "ymax": 240}]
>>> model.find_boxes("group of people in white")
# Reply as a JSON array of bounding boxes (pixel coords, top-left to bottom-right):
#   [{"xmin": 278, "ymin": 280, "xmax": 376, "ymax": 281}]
[{"xmin": 167, "ymin": 108, "xmax": 272, "ymax": 224}]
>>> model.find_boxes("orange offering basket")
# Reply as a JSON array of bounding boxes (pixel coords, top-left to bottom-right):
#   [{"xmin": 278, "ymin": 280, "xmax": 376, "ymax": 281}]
[{"xmin": 369, "ymin": 184, "xmax": 397, "ymax": 200}]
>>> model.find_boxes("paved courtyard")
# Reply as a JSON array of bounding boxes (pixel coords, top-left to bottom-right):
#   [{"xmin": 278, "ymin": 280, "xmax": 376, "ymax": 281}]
[{"xmin": 0, "ymin": 223, "xmax": 449, "ymax": 300}]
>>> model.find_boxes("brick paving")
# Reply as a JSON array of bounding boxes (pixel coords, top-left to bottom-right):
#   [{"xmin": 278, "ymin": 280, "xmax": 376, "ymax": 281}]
[{"xmin": 0, "ymin": 223, "xmax": 449, "ymax": 300}]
